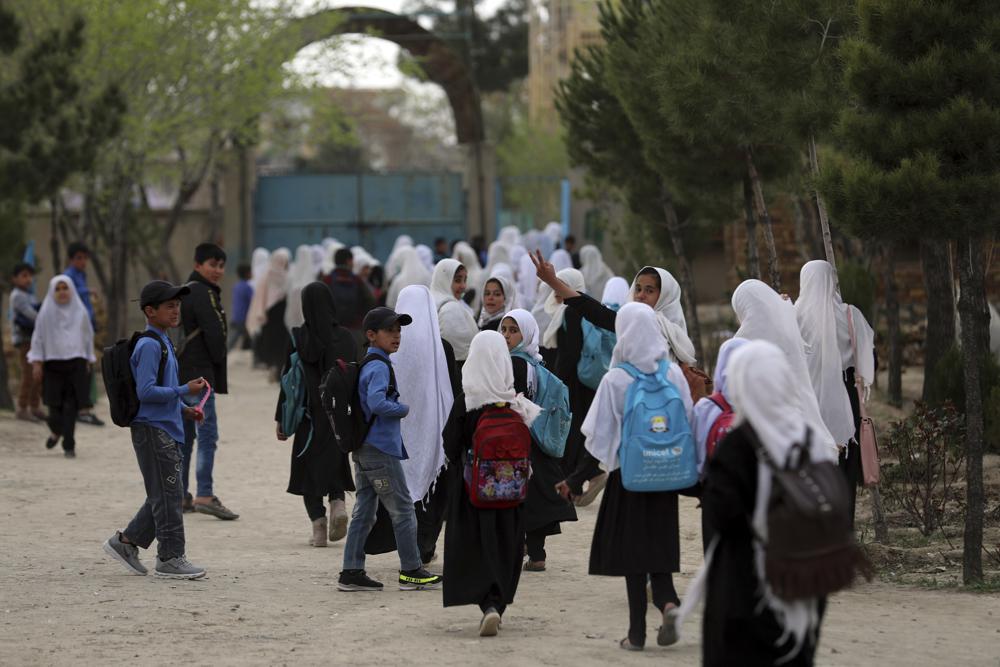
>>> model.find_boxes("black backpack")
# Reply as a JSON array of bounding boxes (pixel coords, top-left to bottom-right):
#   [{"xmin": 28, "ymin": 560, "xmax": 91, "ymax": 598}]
[
  {"xmin": 749, "ymin": 427, "xmax": 872, "ymax": 601},
  {"xmin": 320, "ymin": 353, "xmax": 395, "ymax": 454},
  {"xmin": 102, "ymin": 332, "xmax": 169, "ymax": 428}
]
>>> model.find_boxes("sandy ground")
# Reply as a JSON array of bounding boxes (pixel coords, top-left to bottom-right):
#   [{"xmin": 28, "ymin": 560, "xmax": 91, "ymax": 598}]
[{"xmin": 1, "ymin": 351, "xmax": 998, "ymax": 667}]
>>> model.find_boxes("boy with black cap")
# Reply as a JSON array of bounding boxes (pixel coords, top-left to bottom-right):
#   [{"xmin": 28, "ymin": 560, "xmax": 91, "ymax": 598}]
[
  {"xmin": 102, "ymin": 280, "xmax": 208, "ymax": 579},
  {"xmin": 338, "ymin": 307, "xmax": 444, "ymax": 592}
]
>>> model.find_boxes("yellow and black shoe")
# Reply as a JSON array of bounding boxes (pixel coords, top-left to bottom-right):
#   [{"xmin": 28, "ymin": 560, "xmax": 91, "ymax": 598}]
[{"xmin": 398, "ymin": 567, "xmax": 443, "ymax": 591}]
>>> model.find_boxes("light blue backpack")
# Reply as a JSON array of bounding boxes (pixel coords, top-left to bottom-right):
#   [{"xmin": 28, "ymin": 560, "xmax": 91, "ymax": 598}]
[
  {"xmin": 616, "ymin": 359, "xmax": 697, "ymax": 492},
  {"xmin": 578, "ymin": 314, "xmax": 618, "ymax": 390},
  {"xmin": 512, "ymin": 350, "xmax": 572, "ymax": 458}
]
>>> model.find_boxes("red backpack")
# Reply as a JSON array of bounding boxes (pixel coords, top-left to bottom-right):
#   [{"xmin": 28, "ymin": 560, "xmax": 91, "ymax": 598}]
[
  {"xmin": 705, "ymin": 392, "xmax": 735, "ymax": 460},
  {"xmin": 464, "ymin": 405, "xmax": 532, "ymax": 509}
]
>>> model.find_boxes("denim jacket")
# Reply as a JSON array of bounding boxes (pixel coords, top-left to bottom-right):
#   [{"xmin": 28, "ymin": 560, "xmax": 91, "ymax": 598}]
[{"xmin": 359, "ymin": 347, "xmax": 409, "ymax": 459}]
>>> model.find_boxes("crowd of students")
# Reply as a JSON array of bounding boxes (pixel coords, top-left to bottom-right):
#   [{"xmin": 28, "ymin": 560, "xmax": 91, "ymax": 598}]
[{"xmin": 7, "ymin": 225, "xmax": 878, "ymax": 664}]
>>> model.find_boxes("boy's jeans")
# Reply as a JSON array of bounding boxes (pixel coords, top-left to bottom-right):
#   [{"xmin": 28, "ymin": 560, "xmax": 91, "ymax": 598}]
[
  {"xmin": 180, "ymin": 393, "xmax": 218, "ymax": 498},
  {"xmin": 342, "ymin": 443, "xmax": 422, "ymax": 572},
  {"xmin": 123, "ymin": 424, "xmax": 186, "ymax": 560}
]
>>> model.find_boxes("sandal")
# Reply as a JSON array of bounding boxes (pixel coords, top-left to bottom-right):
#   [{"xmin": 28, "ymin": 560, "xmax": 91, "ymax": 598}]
[
  {"xmin": 523, "ymin": 560, "xmax": 546, "ymax": 572},
  {"xmin": 575, "ymin": 472, "xmax": 608, "ymax": 507},
  {"xmin": 619, "ymin": 637, "xmax": 643, "ymax": 651},
  {"xmin": 656, "ymin": 604, "xmax": 679, "ymax": 647}
]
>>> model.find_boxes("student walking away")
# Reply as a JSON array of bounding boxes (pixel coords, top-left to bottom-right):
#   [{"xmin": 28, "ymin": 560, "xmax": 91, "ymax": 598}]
[
  {"xmin": 227, "ymin": 263, "xmax": 254, "ymax": 352},
  {"xmin": 392, "ymin": 284, "xmax": 460, "ymax": 565},
  {"xmin": 27, "ymin": 277, "xmax": 96, "ymax": 457},
  {"xmin": 501, "ymin": 309, "xmax": 576, "ymax": 572},
  {"xmin": 9, "ymin": 263, "xmax": 44, "ymax": 421},
  {"xmin": 248, "ymin": 247, "xmax": 292, "ymax": 380},
  {"xmin": 325, "ymin": 247, "xmax": 375, "ymax": 335},
  {"xmin": 678, "ymin": 340, "xmax": 870, "ymax": 666},
  {"xmin": 478, "ymin": 273, "xmax": 517, "ymax": 332},
  {"xmin": 431, "ymin": 259, "xmax": 480, "ymax": 365},
  {"xmin": 284, "ymin": 245, "xmax": 319, "ymax": 330},
  {"xmin": 444, "ymin": 331, "xmax": 540, "ymax": 637},
  {"xmin": 600, "ymin": 276, "xmax": 629, "ymax": 310},
  {"xmin": 276, "ymin": 282, "xmax": 357, "ymax": 546},
  {"xmin": 62, "ymin": 241, "xmax": 104, "ymax": 427},
  {"xmin": 581, "ymin": 303, "xmax": 694, "ymax": 651},
  {"xmin": 338, "ymin": 307, "xmax": 443, "ymax": 592},
  {"xmin": 579, "ymin": 245, "xmax": 613, "ymax": 298},
  {"xmin": 794, "ymin": 260, "xmax": 876, "ymax": 526},
  {"xmin": 102, "ymin": 280, "xmax": 208, "ymax": 579},
  {"xmin": 178, "ymin": 243, "xmax": 238, "ymax": 520},
  {"xmin": 731, "ymin": 279, "xmax": 837, "ymax": 456},
  {"xmin": 385, "ymin": 247, "xmax": 430, "ymax": 311}
]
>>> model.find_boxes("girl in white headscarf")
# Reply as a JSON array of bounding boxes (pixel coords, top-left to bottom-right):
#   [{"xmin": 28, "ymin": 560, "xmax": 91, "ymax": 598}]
[
  {"xmin": 692, "ymin": 337, "xmax": 750, "ymax": 477},
  {"xmin": 431, "ymin": 259, "xmax": 481, "ymax": 363},
  {"xmin": 498, "ymin": 225, "xmax": 522, "ymax": 247},
  {"xmin": 484, "ymin": 241, "xmax": 512, "ymax": 277},
  {"xmin": 544, "ymin": 221, "xmax": 563, "ymax": 249},
  {"xmin": 517, "ymin": 251, "xmax": 539, "ymax": 312},
  {"xmin": 549, "ymin": 249, "xmax": 573, "ymax": 274},
  {"xmin": 386, "ymin": 246, "xmax": 431, "ymax": 310},
  {"xmin": 731, "ymin": 279, "xmax": 836, "ymax": 455},
  {"xmin": 284, "ymin": 245, "xmax": 319, "ymax": 329},
  {"xmin": 443, "ymin": 330, "xmax": 539, "ymax": 636},
  {"xmin": 601, "ymin": 277, "xmax": 629, "ymax": 309},
  {"xmin": 678, "ymin": 340, "xmax": 834, "ymax": 666},
  {"xmin": 478, "ymin": 272, "xmax": 518, "ymax": 331},
  {"xmin": 580, "ymin": 245, "xmax": 614, "ymax": 298},
  {"xmin": 501, "ymin": 308, "xmax": 578, "ymax": 572},
  {"xmin": 251, "ymin": 247, "xmax": 270, "ymax": 290},
  {"xmin": 248, "ymin": 248, "xmax": 292, "ymax": 376},
  {"xmin": 415, "ymin": 244, "xmax": 435, "ymax": 273},
  {"xmin": 384, "ymin": 235, "xmax": 415, "ymax": 284},
  {"xmin": 452, "ymin": 241, "xmax": 484, "ymax": 312},
  {"xmin": 28, "ymin": 276, "xmax": 95, "ymax": 456},
  {"xmin": 582, "ymin": 303, "xmax": 693, "ymax": 651}
]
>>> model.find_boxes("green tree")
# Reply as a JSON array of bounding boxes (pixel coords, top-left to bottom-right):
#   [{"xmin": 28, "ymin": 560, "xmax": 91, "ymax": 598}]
[{"xmin": 821, "ymin": 0, "xmax": 999, "ymax": 584}]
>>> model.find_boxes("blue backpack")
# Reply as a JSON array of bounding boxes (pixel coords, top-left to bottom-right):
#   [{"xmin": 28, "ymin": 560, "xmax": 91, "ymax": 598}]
[
  {"xmin": 280, "ymin": 335, "xmax": 312, "ymax": 457},
  {"xmin": 578, "ymin": 311, "xmax": 618, "ymax": 390},
  {"xmin": 512, "ymin": 351, "xmax": 572, "ymax": 458},
  {"xmin": 617, "ymin": 359, "xmax": 697, "ymax": 492}
]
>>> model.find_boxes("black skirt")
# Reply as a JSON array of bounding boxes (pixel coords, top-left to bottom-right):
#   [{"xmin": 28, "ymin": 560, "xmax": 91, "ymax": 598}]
[
  {"xmin": 524, "ymin": 443, "xmax": 577, "ymax": 534},
  {"xmin": 258, "ymin": 299, "xmax": 289, "ymax": 369},
  {"xmin": 588, "ymin": 470, "xmax": 681, "ymax": 576},
  {"xmin": 42, "ymin": 358, "xmax": 90, "ymax": 408}
]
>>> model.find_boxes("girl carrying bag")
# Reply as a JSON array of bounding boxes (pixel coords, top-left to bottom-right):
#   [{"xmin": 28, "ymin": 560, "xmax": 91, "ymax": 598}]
[{"xmin": 847, "ymin": 308, "xmax": 880, "ymax": 487}]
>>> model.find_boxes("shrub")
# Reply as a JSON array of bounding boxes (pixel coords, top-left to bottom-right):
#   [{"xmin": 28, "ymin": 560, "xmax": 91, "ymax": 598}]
[{"xmin": 926, "ymin": 345, "xmax": 1000, "ymax": 453}]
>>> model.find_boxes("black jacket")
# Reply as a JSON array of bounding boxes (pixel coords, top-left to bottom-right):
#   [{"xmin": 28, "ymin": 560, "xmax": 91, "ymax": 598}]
[{"xmin": 178, "ymin": 271, "xmax": 228, "ymax": 393}]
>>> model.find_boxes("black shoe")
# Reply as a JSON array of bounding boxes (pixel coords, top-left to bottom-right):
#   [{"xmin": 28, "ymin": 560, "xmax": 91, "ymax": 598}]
[
  {"xmin": 338, "ymin": 569, "xmax": 384, "ymax": 592},
  {"xmin": 399, "ymin": 567, "xmax": 443, "ymax": 591},
  {"xmin": 77, "ymin": 413, "xmax": 105, "ymax": 427},
  {"xmin": 182, "ymin": 493, "xmax": 194, "ymax": 513},
  {"xmin": 193, "ymin": 496, "xmax": 239, "ymax": 520},
  {"xmin": 64, "ymin": 450, "xmax": 76, "ymax": 459},
  {"xmin": 45, "ymin": 436, "xmax": 59, "ymax": 450}
]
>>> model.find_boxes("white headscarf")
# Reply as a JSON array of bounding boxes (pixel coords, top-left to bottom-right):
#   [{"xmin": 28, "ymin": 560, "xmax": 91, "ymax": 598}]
[
  {"xmin": 601, "ymin": 276, "xmax": 629, "ymax": 307},
  {"xmin": 351, "ymin": 246, "xmax": 379, "ymax": 275},
  {"xmin": 732, "ymin": 279, "xmax": 836, "ymax": 453},
  {"xmin": 503, "ymin": 308, "xmax": 542, "ymax": 361},
  {"xmin": 580, "ymin": 245, "xmax": 613, "ymax": 298},
  {"xmin": 384, "ymin": 235, "xmax": 415, "ymax": 282},
  {"xmin": 628, "ymin": 267, "xmax": 697, "ymax": 364},
  {"xmin": 28, "ymin": 276, "xmax": 95, "ymax": 363},
  {"xmin": 582, "ymin": 303, "xmax": 691, "ymax": 472},
  {"xmin": 392, "ymin": 285, "xmax": 455, "ymax": 504},
  {"xmin": 478, "ymin": 272, "xmax": 517, "ymax": 328},
  {"xmin": 692, "ymin": 337, "xmax": 750, "ymax": 473},
  {"xmin": 310, "ymin": 245, "xmax": 325, "ymax": 269},
  {"xmin": 248, "ymin": 248, "xmax": 291, "ymax": 336},
  {"xmin": 848, "ymin": 305, "xmax": 876, "ymax": 399},
  {"xmin": 517, "ymin": 252, "xmax": 538, "ymax": 311},
  {"xmin": 510, "ymin": 245, "xmax": 526, "ymax": 278},
  {"xmin": 544, "ymin": 221, "xmax": 563, "ymax": 248},
  {"xmin": 452, "ymin": 241, "xmax": 484, "ymax": 311},
  {"xmin": 532, "ymin": 282, "xmax": 554, "ymax": 342},
  {"xmin": 484, "ymin": 241, "xmax": 512, "ymax": 274},
  {"xmin": 386, "ymin": 246, "xmax": 431, "ymax": 310},
  {"xmin": 285, "ymin": 245, "xmax": 318, "ymax": 330},
  {"xmin": 251, "ymin": 248, "xmax": 270, "ymax": 290},
  {"xmin": 462, "ymin": 331, "xmax": 540, "ymax": 425},
  {"xmin": 498, "ymin": 225, "xmax": 522, "ymax": 247},
  {"xmin": 550, "ymin": 249, "xmax": 573, "ymax": 273},
  {"xmin": 431, "ymin": 259, "xmax": 480, "ymax": 361},
  {"xmin": 415, "ymin": 244, "xmax": 435, "ymax": 273},
  {"xmin": 542, "ymin": 268, "xmax": 586, "ymax": 349},
  {"xmin": 794, "ymin": 260, "xmax": 856, "ymax": 445}
]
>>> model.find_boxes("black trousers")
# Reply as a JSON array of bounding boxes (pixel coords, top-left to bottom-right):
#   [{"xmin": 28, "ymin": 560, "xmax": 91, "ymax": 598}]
[
  {"xmin": 43, "ymin": 359, "xmax": 87, "ymax": 452},
  {"xmin": 303, "ymin": 492, "xmax": 346, "ymax": 521},
  {"xmin": 123, "ymin": 424, "xmax": 186, "ymax": 560},
  {"xmin": 625, "ymin": 573, "xmax": 680, "ymax": 646},
  {"xmin": 526, "ymin": 529, "xmax": 547, "ymax": 562}
]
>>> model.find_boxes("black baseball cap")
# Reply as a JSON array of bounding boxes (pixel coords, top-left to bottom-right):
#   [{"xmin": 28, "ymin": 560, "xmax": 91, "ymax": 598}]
[
  {"xmin": 363, "ymin": 307, "xmax": 412, "ymax": 332},
  {"xmin": 139, "ymin": 280, "xmax": 191, "ymax": 309}
]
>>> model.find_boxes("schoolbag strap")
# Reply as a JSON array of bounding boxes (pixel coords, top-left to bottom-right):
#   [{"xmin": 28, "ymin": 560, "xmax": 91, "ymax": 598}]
[
  {"xmin": 511, "ymin": 350, "xmax": 539, "ymax": 368},
  {"xmin": 707, "ymin": 392, "xmax": 731, "ymax": 413},
  {"xmin": 362, "ymin": 353, "xmax": 396, "ymax": 395},
  {"xmin": 615, "ymin": 361, "xmax": 641, "ymax": 379},
  {"xmin": 137, "ymin": 331, "xmax": 170, "ymax": 387}
]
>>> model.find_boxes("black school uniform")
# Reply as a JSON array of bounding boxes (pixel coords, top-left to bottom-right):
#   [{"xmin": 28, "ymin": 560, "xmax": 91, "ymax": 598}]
[
  {"xmin": 512, "ymin": 356, "xmax": 577, "ymax": 556},
  {"xmin": 275, "ymin": 327, "xmax": 357, "ymax": 499},
  {"xmin": 479, "ymin": 314, "xmax": 503, "ymax": 332},
  {"xmin": 550, "ymin": 306, "xmax": 596, "ymax": 480},
  {"xmin": 43, "ymin": 358, "xmax": 89, "ymax": 452},
  {"xmin": 442, "ymin": 406, "xmax": 524, "ymax": 615},
  {"xmin": 257, "ymin": 299, "xmax": 289, "ymax": 371},
  {"xmin": 701, "ymin": 423, "xmax": 821, "ymax": 666}
]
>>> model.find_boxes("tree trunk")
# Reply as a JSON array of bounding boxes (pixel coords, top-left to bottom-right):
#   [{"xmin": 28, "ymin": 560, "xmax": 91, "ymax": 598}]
[
  {"xmin": 791, "ymin": 196, "xmax": 812, "ymax": 263},
  {"xmin": 660, "ymin": 186, "xmax": 705, "ymax": 365},
  {"xmin": 744, "ymin": 147, "xmax": 781, "ymax": 290},
  {"xmin": 957, "ymin": 234, "xmax": 989, "ymax": 585},
  {"xmin": 49, "ymin": 198, "xmax": 62, "ymax": 274},
  {"xmin": 883, "ymin": 242, "xmax": 903, "ymax": 407},
  {"xmin": 742, "ymin": 176, "xmax": 761, "ymax": 279},
  {"xmin": 920, "ymin": 239, "xmax": 956, "ymax": 400},
  {"xmin": 808, "ymin": 135, "xmax": 837, "ymax": 272},
  {"xmin": 0, "ymin": 290, "xmax": 14, "ymax": 411},
  {"xmin": 870, "ymin": 485, "xmax": 889, "ymax": 543}
]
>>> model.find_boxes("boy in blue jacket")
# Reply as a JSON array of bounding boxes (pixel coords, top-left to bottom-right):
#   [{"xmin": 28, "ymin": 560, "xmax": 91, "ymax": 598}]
[{"xmin": 338, "ymin": 307, "xmax": 443, "ymax": 592}]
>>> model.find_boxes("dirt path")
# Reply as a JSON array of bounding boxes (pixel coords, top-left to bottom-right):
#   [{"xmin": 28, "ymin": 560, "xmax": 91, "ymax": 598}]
[{"xmin": 1, "ymin": 352, "xmax": 998, "ymax": 666}]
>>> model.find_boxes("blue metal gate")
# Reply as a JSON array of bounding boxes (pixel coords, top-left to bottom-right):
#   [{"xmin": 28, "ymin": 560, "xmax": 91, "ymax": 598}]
[{"xmin": 254, "ymin": 172, "xmax": 466, "ymax": 261}]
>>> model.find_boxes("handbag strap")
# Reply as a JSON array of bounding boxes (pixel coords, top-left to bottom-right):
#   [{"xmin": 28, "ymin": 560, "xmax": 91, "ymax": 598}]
[{"xmin": 846, "ymin": 308, "xmax": 869, "ymax": 420}]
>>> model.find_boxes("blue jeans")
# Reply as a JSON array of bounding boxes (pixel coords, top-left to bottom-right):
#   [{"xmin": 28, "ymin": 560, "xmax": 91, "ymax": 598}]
[
  {"xmin": 342, "ymin": 444, "xmax": 421, "ymax": 572},
  {"xmin": 123, "ymin": 424, "xmax": 186, "ymax": 560},
  {"xmin": 180, "ymin": 392, "xmax": 218, "ymax": 498}
]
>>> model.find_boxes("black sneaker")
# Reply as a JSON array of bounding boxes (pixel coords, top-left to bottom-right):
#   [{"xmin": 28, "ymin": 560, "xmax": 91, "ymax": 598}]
[
  {"xmin": 77, "ymin": 413, "xmax": 105, "ymax": 427},
  {"xmin": 338, "ymin": 569, "xmax": 384, "ymax": 592},
  {"xmin": 399, "ymin": 567, "xmax": 443, "ymax": 591},
  {"xmin": 64, "ymin": 450, "xmax": 76, "ymax": 459}
]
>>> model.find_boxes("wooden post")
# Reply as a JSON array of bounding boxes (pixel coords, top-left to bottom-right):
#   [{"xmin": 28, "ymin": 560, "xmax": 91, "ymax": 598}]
[{"xmin": 745, "ymin": 147, "xmax": 781, "ymax": 290}]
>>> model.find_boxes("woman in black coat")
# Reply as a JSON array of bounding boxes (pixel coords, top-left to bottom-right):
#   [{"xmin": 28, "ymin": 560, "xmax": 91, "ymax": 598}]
[{"xmin": 276, "ymin": 282, "xmax": 357, "ymax": 546}]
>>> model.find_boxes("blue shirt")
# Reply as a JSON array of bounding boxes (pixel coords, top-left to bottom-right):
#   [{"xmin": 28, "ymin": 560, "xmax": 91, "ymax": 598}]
[
  {"xmin": 358, "ymin": 347, "xmax": 409, "ymax": 459},
  {"xmin": 231, "ymin": 280, "xmax": 253, "ymax": 324},
  {"xmin": 130, "ymin": 325, "xmax": 190, "ymax": 443},
  {"xmin": 63, "ymin": 265, "xmax": 95, "ymax": 329}
]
